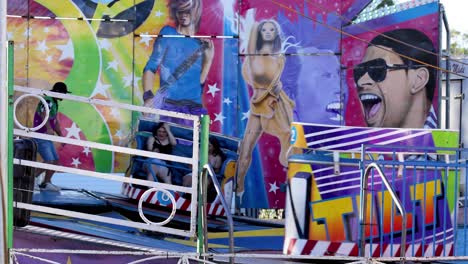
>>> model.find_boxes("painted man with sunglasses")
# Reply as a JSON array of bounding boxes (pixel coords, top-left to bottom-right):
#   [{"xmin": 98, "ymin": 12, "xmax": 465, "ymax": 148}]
[{"xmin": 354, "ymin": 28, "xmax": 438, "ymax": 129}]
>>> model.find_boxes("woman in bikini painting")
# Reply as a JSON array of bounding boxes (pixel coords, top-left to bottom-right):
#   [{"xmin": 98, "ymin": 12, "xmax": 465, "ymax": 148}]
[{"xmin": 236, "ymin": 19, "xmax": 295, "ymax": 197}]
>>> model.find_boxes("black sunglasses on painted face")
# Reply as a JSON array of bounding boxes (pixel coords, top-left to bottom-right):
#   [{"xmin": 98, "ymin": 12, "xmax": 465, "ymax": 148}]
[{"xmin": 353, "ymin": 58, "xmax": 418, "ymax": 84}]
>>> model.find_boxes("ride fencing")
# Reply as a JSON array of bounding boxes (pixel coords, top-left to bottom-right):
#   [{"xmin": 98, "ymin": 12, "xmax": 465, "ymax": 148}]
[
  {"xmin": 8, "ymin": 84, "xmax": 205, "ymax": 240},
  {"xmin": 360, "ymin": 144, "xmax": 468, "ymax": 258}
]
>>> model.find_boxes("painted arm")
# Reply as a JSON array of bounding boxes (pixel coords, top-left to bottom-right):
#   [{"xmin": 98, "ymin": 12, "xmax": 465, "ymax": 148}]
[
  {"xmin": 142, "ymin": 69, "xmax": 156, "ymax": 93},
  {"xmin": 142, "ymin": 34, "xmax": 166, "ymax": 104},
  {"xmin": 248, "ymin": 22, "xmax": 259, "ymax": 55},
  {"xmin": 200, "ymin": 39, "xmax": 214, "ymax": 84}
]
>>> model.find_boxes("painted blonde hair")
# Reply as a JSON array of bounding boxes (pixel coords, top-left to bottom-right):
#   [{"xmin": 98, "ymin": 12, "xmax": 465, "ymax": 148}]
[{"xmin": 169, "ymin": 0, "xmax": 202, "ymax": 33}]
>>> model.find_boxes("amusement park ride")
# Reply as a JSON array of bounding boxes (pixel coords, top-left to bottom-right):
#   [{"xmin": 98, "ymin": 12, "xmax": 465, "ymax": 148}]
[{"xmin": 1, "ymin": 0, "xmax": 468, "ymax": 263}]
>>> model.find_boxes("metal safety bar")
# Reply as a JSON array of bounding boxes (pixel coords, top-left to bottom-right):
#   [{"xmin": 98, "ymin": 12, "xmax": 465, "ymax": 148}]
[
  {"xmin": 202, "ymin": 164, "xmax": 234, "ymax": 264},
  {"xmin": 359, "ymin": 162, "xmax": 407, "ymax": 259}
]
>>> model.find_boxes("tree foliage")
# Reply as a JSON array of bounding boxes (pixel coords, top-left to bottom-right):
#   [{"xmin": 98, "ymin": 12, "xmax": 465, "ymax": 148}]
[
  {"xmin": 375, "ymin": 0, "xmax": 395, "ymax": 10},
  {"xmin": 450, "ymin": 29, "xmax": 468, "ymax": 58}
]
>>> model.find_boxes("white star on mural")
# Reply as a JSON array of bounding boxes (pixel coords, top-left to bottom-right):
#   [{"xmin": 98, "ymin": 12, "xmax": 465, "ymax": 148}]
[
  {"xmin": 46, "ymin": 55, "xmax": 53, "ymax": 63},
  {"xmin": 65, "ymin": 122, "xmax": 81, "ymax": 139},
  {"xmin": 223, "ymin": 97, "xmax": 232, "ymax": 106},
  {"xmin": 269, "ymin": 181, "xmax": 279, "ymax": 194},
  {"xmin": 213, "ymin": 112, "xmax": 226, "ymax": 124},
  {"xmin": 110, "ymin": 107, "xmax": 120, "ymax": 118},
  {"xmin": 56, "ymin": 39, "xmax": 74, "ymax": 61},
  {"xmin": 154, "ymin": 10, "xmax": 164, "ymax": 17},
  {"xmin": 207, "ymin": 83, "xmax": 220, "ymax": 98},
  {"xmin": 91, "ymin": 80, "xmax": 111, "ymax": 97},
  {"xmin": 139, "ymin": 32, "xmax": 152, "ymax": 47},
  {"xmin": 23, "ymin": 28, "xmax": 32, "ymax": 37},
  {"xmin": 71, "ymin": 157, "xmax": 82, "ymax": 168},
  {"xmin": 241, "ymin": 110, "xmax": 250, "ymax": 121},
  {"xmin": 99, "ymin": 39, "xmax": 111, "ymax": 50},
  {"xmin": 7, "ymin": 32, "xmax": 12, "ymax": 40},
  {"xmin": 123, "ymin": 74, "xmax": 133, "ymax": 87},
  {"xmin": 115, "ymin": 129, "xmax": 125, "ymax": 140},
  {"xmin": 18, "ymin": 43, "xmax": 25, "ymax": 49},
  {"xmin": 36, "ymin": 40, "xmax": 49, "ymax": 53},
  {"xmin": 107, "ymin": 60, "xmax": 119, "ymax": 71},
  {"xmin": 133, "ymin": 75, "xmax": 141, "ymax": 87},
  {"xmin": 82, "ymin": 146, "xmax": 91, "ymax": 157},
  {"xmin": 43, "ymin": 27, "xmax": 50, "ymax": 33}
]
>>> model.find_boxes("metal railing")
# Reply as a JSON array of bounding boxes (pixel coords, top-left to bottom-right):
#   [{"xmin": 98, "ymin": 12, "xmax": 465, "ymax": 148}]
[
  {"xmin": 202, "ymin": 164, "xmax": 234, "ymax": 264},
  {"xmin": 5, "ymin": 83, "xmax": 208, "ymax": 240},
  {"xmin": 360, "ymin": 144, "xmax": 467, "ymax": 258},
  {"xmin": 359, "ymin": 162, "xmax": 407, "ymax": 258}
]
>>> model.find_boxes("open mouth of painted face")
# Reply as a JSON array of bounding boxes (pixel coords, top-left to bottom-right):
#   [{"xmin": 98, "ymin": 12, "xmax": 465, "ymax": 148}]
[
  {"xmin": 326, "ymin": 100, "xmax": 343, "ymax": 121},
  {"xmin": 359, "ymin": 93, "xmax": 382, "ymax": 125}
]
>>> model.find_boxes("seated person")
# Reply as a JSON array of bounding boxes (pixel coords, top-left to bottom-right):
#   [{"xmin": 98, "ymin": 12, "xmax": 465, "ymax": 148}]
[
  {"xmin": 145, "ymin": 122, "xmax": 177, "ymax": 184},
  {"xmin": 184, "ymin": 137, "xmax": 226, "ymax": 202}
]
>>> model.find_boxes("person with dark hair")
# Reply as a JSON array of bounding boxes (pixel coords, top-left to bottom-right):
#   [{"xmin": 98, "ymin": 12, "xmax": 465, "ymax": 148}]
[
  {"xmin": 183, "ymin": 137, "xmax": 226, "ymax": 200},
  {"xmin": 33, "ymin": 81, "xmax": 71, "ymax": 192},
  {"xmin": 207, "ymin": 137, "xmax": 226, "ymax": 177},
  {"xmin": 145, "ymin": 122, "xmax": 177, "ymax": 183},
  {"xmin": 142, "ymin": 0, "xmax": 214, "ymax": 125},
  {"xmin": 236, "ymin": 19, "xmax": 295, "ymax": 197},
  {"xmin": 353, "ymin": 28, "xmax": 438, "ymax": 129}
]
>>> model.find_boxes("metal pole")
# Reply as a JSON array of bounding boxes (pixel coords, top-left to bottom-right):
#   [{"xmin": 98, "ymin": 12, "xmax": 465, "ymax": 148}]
[
  {"xmin": 359, "ymin": 162, "xmax": 407, "ymax": 258},
  {"xmin": 204, "ymin": 164, "xmax": 234, "ymax": 264},
  {"xmin": 441, "ymin": 5, "xmax": 451, "ymax": 129},
  {"xmin": 6, "ymin": 40, "xmax": 14, "ymax": 251},
  {"xmin": 197, "ymin": 115, "xmax": 209, "ymax": 256},
  {"xmin": 358, "ymin": 145, "xmax": 367, "ymax": 257}
]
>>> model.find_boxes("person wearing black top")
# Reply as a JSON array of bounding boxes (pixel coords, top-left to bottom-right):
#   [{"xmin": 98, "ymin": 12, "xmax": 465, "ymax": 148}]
[
  {"xmin": 183, "ymin": 137, "xmax": 226, "ymax": 202},
  {"xmin": 145, "ymin": 122, "xmax": 177, "ymax": 183}
]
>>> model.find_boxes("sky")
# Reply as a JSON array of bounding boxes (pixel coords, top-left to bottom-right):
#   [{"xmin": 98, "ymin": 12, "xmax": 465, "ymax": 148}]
[{"xmin": 439, "ymin": 0, "xmax": 468, "ymax": 35}]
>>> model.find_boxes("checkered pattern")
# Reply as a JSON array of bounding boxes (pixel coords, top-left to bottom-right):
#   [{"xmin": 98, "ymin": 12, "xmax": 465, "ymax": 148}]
[
  {"xmin": 284, "ymin": 238, "xmax": 453, "ymax": 257},
  {"xmin": 121, "ymin": 183, "xmax": 226, "ymax": 216}
]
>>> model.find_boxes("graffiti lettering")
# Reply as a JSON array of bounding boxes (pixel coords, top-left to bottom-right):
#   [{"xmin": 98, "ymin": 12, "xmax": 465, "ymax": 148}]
[{"xmin": 309, "ymin": 180, "xmax": 443, "ymax": 241}]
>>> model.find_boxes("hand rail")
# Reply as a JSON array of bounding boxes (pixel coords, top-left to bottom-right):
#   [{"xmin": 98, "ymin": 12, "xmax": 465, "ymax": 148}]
[
  {"xmin": 202, "ymin": 164, "xmax": 234, "ymax": 264},
  {"xmin": 358, "ymin": 162, "xmax": 407, "ymax": 259}
]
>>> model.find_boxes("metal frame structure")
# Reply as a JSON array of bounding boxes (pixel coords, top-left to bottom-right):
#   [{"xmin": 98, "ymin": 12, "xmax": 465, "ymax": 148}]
[
  {"xmin": 1, "ymin": 72, "xmax": 214, "ymax": 264},
  {"xmin": 9, "ymin": 85, "xmax": 202, "ymax": 238},
  {"xmin": 359, "ymin": 162, "xmax": 407, "ymax": 258},
  {"xmin": 360, "ymin": 144, "xmax": 467, "ymax": 258}
]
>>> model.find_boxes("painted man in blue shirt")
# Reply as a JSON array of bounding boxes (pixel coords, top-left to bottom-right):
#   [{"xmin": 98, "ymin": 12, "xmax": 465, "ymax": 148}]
[{"xmin": 142, "ymin": 0, "xmax": 214, "ymax": 123}]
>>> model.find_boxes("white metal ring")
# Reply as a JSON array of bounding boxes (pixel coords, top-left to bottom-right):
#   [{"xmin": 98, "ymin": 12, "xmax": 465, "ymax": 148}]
[
  {"xmin": 138, "ymin": 187, "xmax": 177, "ymax": 226},
  {"xmin": 13, "ymin": 93, "xmax": 50, "ymax": 132}
]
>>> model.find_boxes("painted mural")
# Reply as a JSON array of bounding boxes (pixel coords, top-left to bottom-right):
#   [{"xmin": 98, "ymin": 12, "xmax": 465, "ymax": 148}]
[
  {"xmin": 285, "ymin": 122, "xmax": 459, "ymax": 256},
  {"xmin": 343, "ymin": 1, "xmax": 440, "ymax": 128},
  {"xmin": 7, "ymin": 0, "xmax": 442, "ymax": 209}
]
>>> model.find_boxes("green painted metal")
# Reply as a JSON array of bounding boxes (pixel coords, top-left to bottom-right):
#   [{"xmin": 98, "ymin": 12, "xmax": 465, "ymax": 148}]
[
  {"xmin": 197, "ymin": 115, "xmax": 209, "ymax": 255},
  {"xmin": 7, "ymin": 41, "xmax": 14, "ymax": 248}
]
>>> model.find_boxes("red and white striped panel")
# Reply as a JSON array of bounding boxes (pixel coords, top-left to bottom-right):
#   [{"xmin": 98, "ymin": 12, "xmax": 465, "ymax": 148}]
[
  {"xmin": 284, "ymin": 238, "xmax": 454, "ymax": 257},
  {"xmin": 121, "ymin": 183, "xmax": 226, "ymax": 216}
]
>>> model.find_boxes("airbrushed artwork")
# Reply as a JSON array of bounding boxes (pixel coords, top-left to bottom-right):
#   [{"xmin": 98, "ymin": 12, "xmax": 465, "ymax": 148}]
[
  {"xmin": 285, "ymin": 122, "xmax": 458, "ymax": 256},
  {"xmin": 8, "ymin": 0, "xmax": 441, "ymax": 209}
]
